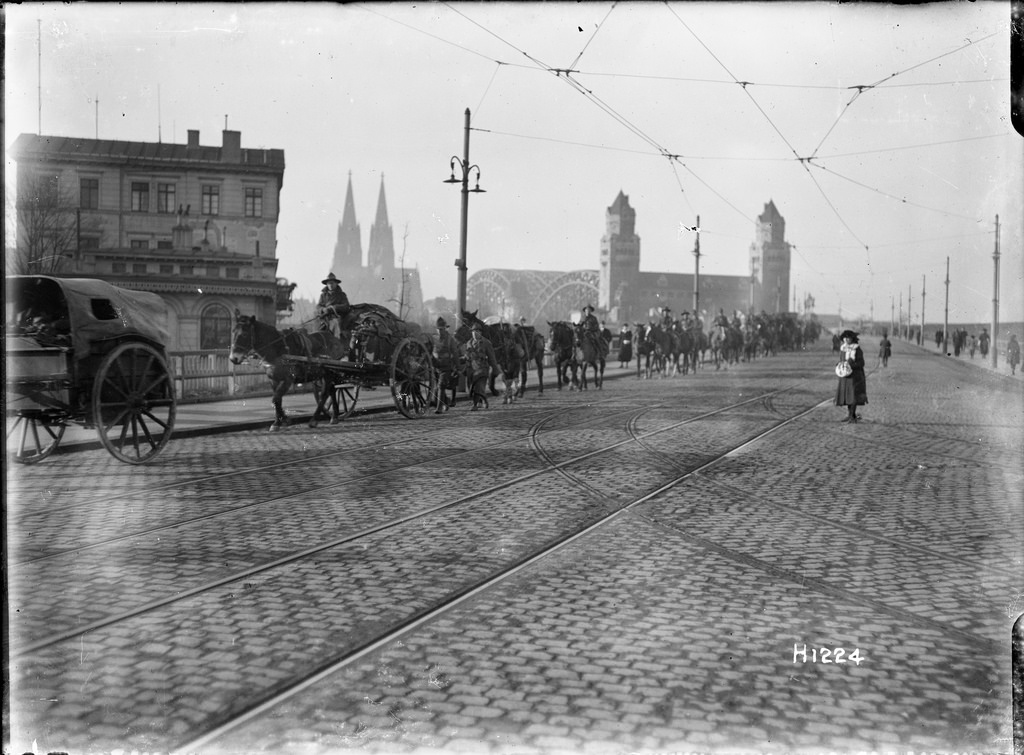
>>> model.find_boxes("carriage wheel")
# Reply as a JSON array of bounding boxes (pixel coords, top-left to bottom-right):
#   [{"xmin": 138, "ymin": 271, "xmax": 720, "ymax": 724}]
[
  {"xmin": 92, "ymin": 342, "xmax": 176, "ymax": 464},
  {"xmin": 390, "ymin": 338, "xmax": 435, "ymax": 419},
  {"xmin": 333, "ymin": 382, "xmax": 360, "ymax": 421},
  {"xmin": 8, "ymin": 411, "xmax": 67, "ymax": 464}
]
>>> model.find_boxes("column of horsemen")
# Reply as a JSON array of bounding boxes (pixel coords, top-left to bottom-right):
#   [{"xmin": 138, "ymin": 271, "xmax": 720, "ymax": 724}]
[{"xmin": 312, "ymin": 272, "xmax": 822, "ymax": 415}]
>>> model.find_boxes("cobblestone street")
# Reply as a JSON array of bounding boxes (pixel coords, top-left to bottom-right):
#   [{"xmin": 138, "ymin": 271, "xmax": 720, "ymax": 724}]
[{"xmin": 6, "ymin": 339, "xmax": 1022, "ymax": 755}]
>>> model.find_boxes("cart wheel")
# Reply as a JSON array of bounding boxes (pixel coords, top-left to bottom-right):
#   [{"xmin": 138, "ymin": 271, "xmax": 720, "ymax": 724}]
[
  {"xmin": 390, "ymin": 338, "xmax": 435, "ymax": 418},
  {"xmin": 8, "ymin": 411, "xmax": 67, "ymax": 464},
  {"xmin": 92, "ymin": 342, "xmax": 176, "ymax": 464},
  {"xmin": 332, "ymin": 383, "xmax": 360, "ymax": 422}
]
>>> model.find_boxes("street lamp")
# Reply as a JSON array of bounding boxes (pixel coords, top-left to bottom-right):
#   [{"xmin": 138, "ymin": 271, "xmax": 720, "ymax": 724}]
[{"xmin": 444, "ymin": 108, "xmax": 485, "ymax": 327}]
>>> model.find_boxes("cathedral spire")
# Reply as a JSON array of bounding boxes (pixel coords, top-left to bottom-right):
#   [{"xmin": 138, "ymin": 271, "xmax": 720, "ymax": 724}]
[
  {"xmin": 331, "ymin": 171, "xmax": 362, "ymax": 274},
  {"xmin": 368, "ymin": 173, "xmax": 395, "ymax": 274}
]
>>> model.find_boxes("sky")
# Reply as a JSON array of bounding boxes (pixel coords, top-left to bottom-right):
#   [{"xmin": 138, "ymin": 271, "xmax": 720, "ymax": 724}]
[{"xmin": 5, "ymin": 1, "xmax": 1022, "ymax": 325}]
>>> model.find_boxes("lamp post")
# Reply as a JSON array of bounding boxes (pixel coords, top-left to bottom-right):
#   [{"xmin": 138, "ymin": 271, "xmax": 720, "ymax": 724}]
[
  {"xmin": 444, "ymin": 108, "xmax": 485, "ymax": 326},
  {"xmin": 692, "ymin": 215, "xmax": 701, "ymax": 315}
]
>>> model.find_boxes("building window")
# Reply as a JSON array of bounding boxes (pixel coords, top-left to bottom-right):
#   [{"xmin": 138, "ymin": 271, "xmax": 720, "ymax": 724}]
[
  {"xmin": 160, "ymin": 264, "xmax": 174, "ymax": 274},
  {"xmin": 156, "ymin": 240, "xmax": 173, "ymax": 250},
  {"xmin": 226, "ymin": 267, "xmax": 240, "ymax": 279},
  {"xmin": 180, "ymin": 265, "xmax": 193, "ymax": 275},
  {"xmin": 201, "ymin": 185, "xmax": 220, "ymax": 215},
  {"xmin": 131, "ymin": 182, "xmax": 150, "ymax": 212},
  {"xmin": 112, "ymin": 262, "xmax": 126, "ymax": 273},
  {"xmin": 130, "ymin": 239, "xmax": 149, "ymax": 249},
  {"xmin": 80, "ymin": 178, "xmax": 99, "ymax": 210},
  {"xmin": 244, "ymin": 187, "xmax": 263, "ymax": 218},
  {"xmin": 80, "ymin": 237, "xmax": 100, "ymax": 250},
  {"xmin": 132, "ymin": 263, "xmax": 147, "ymax": 274},
  {"xmin": 200, "ymin": 304, "xmax": 232, "ymax": 350},
  {"xmin": 206, "ymin": 266, "xmax": 219, "ymax": 277},
  {"xmin": 157, "ymin": 183, "xmax": 176, "ymax": 214}
]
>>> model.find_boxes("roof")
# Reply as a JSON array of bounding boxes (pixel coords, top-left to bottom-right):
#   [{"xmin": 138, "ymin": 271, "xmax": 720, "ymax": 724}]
[
  {"xmin": 9, "ymin": 133, "xmax": 285, "ymax": 173},
  {"xmin": 7, "ymin": 275, "xmax": 170, "ymax": 356}
]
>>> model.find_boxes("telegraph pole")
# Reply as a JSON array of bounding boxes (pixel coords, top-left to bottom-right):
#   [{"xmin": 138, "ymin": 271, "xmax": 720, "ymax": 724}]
[
  {"xmin": 692, "ymin": 215, "xmax": 701, "ymax": 315},
  {"xmin": 943, "ymin": 257, "xmax": 950, "ymax": 355},
  {"xmin": 991, "ymin": 214, "xmax": 1000, "ymax": 368},
  {"xmin": 899, "ymin": 291, "xmax": 903, "ymax": 340},
  {"xmin": 921, "ymin": 275, "xmax": 926, "ymax": 345},
  {"xmin": 908, "ymin": 285, "xmax": 912, "ymax": 341}
]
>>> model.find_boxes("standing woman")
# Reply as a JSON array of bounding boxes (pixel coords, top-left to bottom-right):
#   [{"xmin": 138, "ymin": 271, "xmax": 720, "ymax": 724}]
[
  {"xmin": 835, "ymin": 329, "xmax": 867, "ymax": 423},
  {"xmin": 618, "ymin": 323, "xmax": 632, "ymax": 368}
]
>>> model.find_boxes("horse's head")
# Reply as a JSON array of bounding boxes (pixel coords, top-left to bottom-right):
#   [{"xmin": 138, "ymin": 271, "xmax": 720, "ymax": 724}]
[{"xmin": 230, "ymin": 310, "xmax": 258, "ymax": 365}]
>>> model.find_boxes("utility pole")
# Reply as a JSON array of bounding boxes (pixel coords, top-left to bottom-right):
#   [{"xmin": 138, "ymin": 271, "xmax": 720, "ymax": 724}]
[
  {"xmin": 992, "ymin": 214, "xmax": 1000, "ymax": 368},
  {"xmin": 890, "ymin": 297, "xmax": 894, "ymax": 337},
  {"xmin": 908, "ymin": 285, "xmax": 912, "ymax": 341},
  {"xmin": 921, "ymin": 275, "xmax": 926, "ymax": 346},
  {"xmin": 899, "ymin": 291, "xmax": 903, "ymax": 340},
  {"xmin": 943, "ymin": 257, "xmax": 950, "ymax": 355},
  {"xmin": 692, "ymin": 215, "xmax": 701, "ymax": 316}
]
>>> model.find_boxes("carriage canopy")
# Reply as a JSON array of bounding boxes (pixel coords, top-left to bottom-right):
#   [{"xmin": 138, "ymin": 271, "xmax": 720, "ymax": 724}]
[{"xmin": 7, "ymin": 275, "xmax": 170, "ymax": 357}]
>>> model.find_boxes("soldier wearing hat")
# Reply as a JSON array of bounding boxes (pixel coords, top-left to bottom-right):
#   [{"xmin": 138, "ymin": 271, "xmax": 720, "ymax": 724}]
[
  {"xmin": 433, "ymin": 317, "xmax": 461, "ymax": 412},
  {"xmin": 660, "ymin": 306, "xmax": 673, "ymax": 329},
  {"xmin": 464, "ymin": 322, "xmax": 499, "ymax": 410},
  {"xmin": 316, "ymin": 272, "xmax": 350, "ymax": 338},
  {"xmin": 581, "ymin": 304, "xmax": 599, "ymax": 334}
]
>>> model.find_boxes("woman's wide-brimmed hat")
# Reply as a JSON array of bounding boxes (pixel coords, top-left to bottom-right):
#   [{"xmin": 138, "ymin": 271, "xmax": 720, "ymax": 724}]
[
  {"xmin": 322, "ymin": 272, "xmax": 341, "ymax": 285},
  {"xmin": 582, "ymin": 304, "xmax": 595, "ymax": 313},
  {"xmin": 839, "ymin": 329, "xmax": 859, "ymax": 342}
]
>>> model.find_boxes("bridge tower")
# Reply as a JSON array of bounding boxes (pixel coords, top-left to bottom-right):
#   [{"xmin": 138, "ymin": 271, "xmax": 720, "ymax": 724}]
[
  {"xmin": 599, "ymin": 190, "xmax": 640, "ymax": 323},
  {"xmin": 750, "ymin": 200, "xmax": 791, "ymax": 313}
]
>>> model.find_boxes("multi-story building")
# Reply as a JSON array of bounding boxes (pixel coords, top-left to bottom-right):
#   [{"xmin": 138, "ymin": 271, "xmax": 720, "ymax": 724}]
[
  {"xmin": 9, "ymin": 129, "xmax": 287, "ymax": 350},
  {"xmin": 466, "ymin": 191, "xmax": 789, "ymax": 327}
]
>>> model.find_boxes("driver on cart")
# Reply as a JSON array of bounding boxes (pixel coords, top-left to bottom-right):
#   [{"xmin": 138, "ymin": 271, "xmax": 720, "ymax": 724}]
[{"xmin": 316, "ymin": 272, "xmax": 350, "ymax": 339}]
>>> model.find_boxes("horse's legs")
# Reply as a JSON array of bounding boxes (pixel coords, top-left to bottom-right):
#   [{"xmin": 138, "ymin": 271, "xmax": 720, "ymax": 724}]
[
  {"xmin": 535, "ymin": 357, "xmax": 544, "ymax": 394},
  {"xmin": 271, "ymin": 378, "xmax": 291, "ymax": 431}
]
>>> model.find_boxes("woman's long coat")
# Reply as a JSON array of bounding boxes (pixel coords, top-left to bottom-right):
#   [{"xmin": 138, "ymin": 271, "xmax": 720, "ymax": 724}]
[{"xmin": 835, "ymin": 344, "xmax": 868, "ymax": 406}]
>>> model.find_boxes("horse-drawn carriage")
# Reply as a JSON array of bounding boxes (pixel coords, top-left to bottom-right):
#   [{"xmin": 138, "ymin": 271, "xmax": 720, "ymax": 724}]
[
  {"xmin": 230, "ymin": 304, "xmax": 436, "ymax": 429},
  {"xmin": 6, "ymin": 275, "xmax": 177, "ymax": 464}
]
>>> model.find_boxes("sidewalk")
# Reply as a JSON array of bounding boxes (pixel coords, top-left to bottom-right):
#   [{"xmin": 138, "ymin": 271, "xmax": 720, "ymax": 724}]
[{"xmin": 52, "ymin": 363, "xmax": 640, "ymax": 451}]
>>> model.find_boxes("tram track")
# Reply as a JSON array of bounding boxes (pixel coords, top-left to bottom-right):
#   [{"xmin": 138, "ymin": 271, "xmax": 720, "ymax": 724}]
[
  {"xmin": 10, "ymin": 383, "xmax": 815, "ymax": 656},
  {"xmin": 172, "ymin": 387, "xmax": 830, "ymax": 754}
]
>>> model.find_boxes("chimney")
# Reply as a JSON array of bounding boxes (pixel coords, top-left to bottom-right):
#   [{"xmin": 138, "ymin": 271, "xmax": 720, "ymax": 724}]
[
  {"xmin": 222, "ymin": 130, "xmax": 241, "ymax": 163},
  {"xmin": 187, "ymin": 129, "xmax": 200, "ymax": 148}
]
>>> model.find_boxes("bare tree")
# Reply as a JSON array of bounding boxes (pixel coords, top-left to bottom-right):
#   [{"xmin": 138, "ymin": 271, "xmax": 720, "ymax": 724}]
[
  {"xmin": 9, "ymin": 171, "xmax": 80, "ymax": 275},
  {"xmin": 388, "ymin": 223, "xmax": 412, "ymax": 320}
]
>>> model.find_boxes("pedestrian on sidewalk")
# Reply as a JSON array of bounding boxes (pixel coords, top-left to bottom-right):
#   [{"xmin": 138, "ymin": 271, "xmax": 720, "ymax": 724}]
[
  {"xmin": 1007, "ymin": 334, "xmax": 1020, "ymax": 376},
  {"xmin": 879, "ymin": 332, "xmax": 892, "ymax": 367},
  {"xmin": 835, "ymin": 329, "xmax": 867, "ymax": 423}
]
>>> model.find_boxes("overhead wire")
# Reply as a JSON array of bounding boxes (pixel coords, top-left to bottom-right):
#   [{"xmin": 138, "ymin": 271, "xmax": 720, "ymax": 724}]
[
  {"xmin": 806, "ymin": 162, "xmax": 983, "ymax": 222},
  {"xmin": 568, "ymin": 2, "xmax": 618, "ymax": 71}
]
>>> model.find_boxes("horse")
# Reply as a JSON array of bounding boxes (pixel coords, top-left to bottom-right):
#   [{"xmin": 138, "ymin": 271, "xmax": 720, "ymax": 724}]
[
  {"xmin": 634, "ymin": 324, "xmax": 655, "ymax": 379},
  {"xmin": 547, "ymin": 321, "xmax": 578, "ymax": 390},
  {"xmin": 575, "ymin": 324, "xmax": 607, "ymax": 390},
  {"xmin": 510, "ymin": 323, "xmax": 546, "ymax": 397},
  {"xmin": 672, "ymin": 322, "xmax": 695, "ymax": 375},
  {"xmin": 710, "ymin": 325, "xmax": 728, "ymax": 370},
  {"xmin": 229, "ymin": 311, "xmax": 348, "ymax": 431}
]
